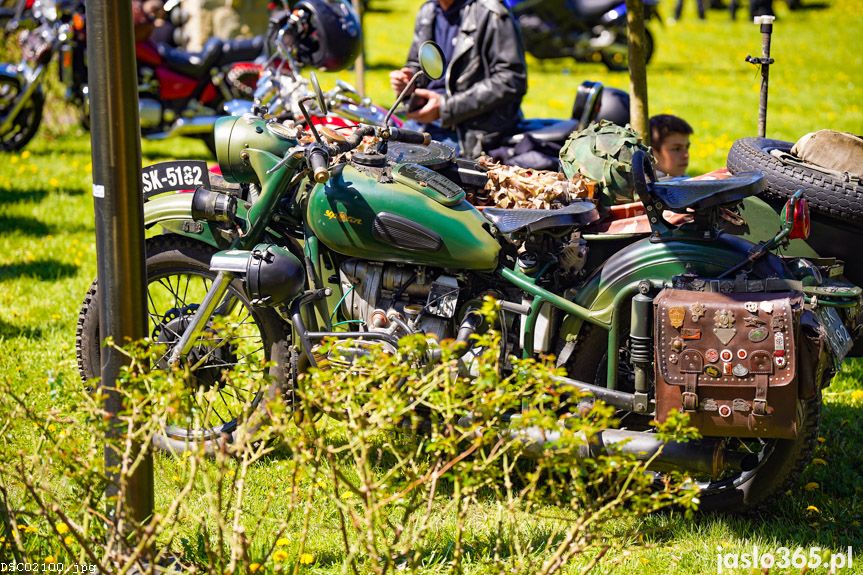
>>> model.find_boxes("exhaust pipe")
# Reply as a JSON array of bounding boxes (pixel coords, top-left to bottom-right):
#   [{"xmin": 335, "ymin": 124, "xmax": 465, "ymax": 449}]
[{"xmin": 513, "ymin": 425, "xmax": 759, "ymax": 479}]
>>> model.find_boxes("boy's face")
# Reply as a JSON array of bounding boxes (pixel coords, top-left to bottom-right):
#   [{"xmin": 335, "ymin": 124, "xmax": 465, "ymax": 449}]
[{"xmin": 655, "ymin": 132, "xmax": 690, "ymax": 177}]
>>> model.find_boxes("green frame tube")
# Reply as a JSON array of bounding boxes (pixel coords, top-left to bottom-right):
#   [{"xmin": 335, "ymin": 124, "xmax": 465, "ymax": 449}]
[{"xmin": 500, "ymin": 267, "xmax": 664, "ymax": 391}]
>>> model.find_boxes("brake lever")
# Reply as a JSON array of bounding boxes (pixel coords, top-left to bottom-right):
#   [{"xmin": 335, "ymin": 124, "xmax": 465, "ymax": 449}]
[{"xmin": 266, "ymin": 145, "xmax": 305, "ymax": 175}]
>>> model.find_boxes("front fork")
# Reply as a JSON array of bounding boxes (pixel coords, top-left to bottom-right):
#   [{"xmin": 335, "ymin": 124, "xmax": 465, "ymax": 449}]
[
  {"xmin": 167, "ymin": 271, "xmax": 234, "ymax": 367},
  {"xmin": 0, "ymin": 63, "xmax": 44, "ymax": 134}
]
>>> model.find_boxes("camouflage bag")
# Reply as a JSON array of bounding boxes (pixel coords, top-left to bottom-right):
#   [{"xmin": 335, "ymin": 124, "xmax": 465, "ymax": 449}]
[{"xmin": 559, "ymin": 120, "xmax": 649, "ymax": 206}]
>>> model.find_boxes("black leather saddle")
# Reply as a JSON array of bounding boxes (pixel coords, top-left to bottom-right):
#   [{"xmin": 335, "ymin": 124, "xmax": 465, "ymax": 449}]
[
  {"xmin": 507, "ymin": 119, "xmax": 579, "ymax": 145},
  {"xmin": 218, "ymin": 36, "xmax": 265, "ymax": 65},
  {"xmin": 158, "ymin": 37, "xmax": 223, "ymax": 77},
  {"xmin": 483, "ymin": 200, "xmax": 600, "ymax": 234},
  {"xmin": 652, "ymin": 172, "xmax": 765, "ymax": 211}
]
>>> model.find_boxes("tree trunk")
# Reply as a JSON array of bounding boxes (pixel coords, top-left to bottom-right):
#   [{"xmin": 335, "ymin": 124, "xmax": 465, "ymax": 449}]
[
  {"xmin": 352, "ymin": 0, "xmax": 366, "ymax": 97},
  {"xmin": 625, "ymin": 0, "xmax": 650, "ymax": 145}
]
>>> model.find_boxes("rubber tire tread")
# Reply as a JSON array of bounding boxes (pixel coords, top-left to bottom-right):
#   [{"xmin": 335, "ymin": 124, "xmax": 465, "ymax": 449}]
[
  {"xmin": 566, "ymin": 323, "xmax": 821, "ymax": 513},
  {"xmin": 75, "ymin": 235, "xmax": 289, "ymax": 454},
  {"xmin": 726, "ymin": 137, "xmax": 863, "ymax": 224}
]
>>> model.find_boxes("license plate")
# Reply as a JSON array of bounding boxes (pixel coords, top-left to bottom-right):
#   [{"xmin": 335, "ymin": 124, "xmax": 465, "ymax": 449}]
[
  {"xmin": 141, "ymin": 160, "xmax": 211, "ymax": 199},
  {"xmin": 816, "ymin": 306, "xmax": 853, "ymax": 368}
]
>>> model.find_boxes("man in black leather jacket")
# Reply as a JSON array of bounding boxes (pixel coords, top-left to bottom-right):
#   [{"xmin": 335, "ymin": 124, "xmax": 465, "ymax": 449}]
[{"xmin": 390, "ymin": 0, "xmax": 528, "ymax": 159}]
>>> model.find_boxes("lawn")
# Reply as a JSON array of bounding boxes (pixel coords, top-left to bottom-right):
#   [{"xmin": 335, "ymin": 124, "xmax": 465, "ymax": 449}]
[{"xmin": 1, "ymin": 0, "xmax": 863, "ymax": 572}]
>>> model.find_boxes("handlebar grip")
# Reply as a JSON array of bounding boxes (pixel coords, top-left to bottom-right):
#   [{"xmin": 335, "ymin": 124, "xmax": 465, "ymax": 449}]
[
  {"xmin": 388, "ymin": 128, "xmax": 431, "ymax": 146},
  {"xmin": 308, "ymin": 148, "xmax": 330, "ymax": 184}
]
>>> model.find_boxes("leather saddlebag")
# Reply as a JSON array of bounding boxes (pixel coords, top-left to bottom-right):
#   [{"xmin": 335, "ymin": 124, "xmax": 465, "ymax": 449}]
[{"xmin": 654, "ymin": 289, "xmax": 801, "ymax": 439}]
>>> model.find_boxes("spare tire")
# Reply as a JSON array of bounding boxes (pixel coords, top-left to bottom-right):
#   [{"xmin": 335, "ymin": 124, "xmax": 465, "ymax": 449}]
[{"xmin": 727, "ymin": 137, "xmax": 863, "ymax": 224}]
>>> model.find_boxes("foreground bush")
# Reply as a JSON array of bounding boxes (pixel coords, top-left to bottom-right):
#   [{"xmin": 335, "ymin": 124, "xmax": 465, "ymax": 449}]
[{"xmin": 0, "ymin": 302, "xmax": 698, "ymax": 573}]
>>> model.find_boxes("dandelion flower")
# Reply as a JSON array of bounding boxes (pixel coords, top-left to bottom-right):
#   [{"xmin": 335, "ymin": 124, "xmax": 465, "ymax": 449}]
[
  {"xmin": 64, "ymin": 535, "xmax": 74, "ymax": 546},
  {"xmin": 272, "ymin": 549, "xmax": 288, "ymax": 562},
  {"xmin": 299, "ymin": 553, "xmax": 314, "ymax": 565},
  {"xmin": 55, "ymin": 522, "xmax": 68, "ymax": 535},
  {"xmin": 25, "ymin": 525, "xmax": 38, "ymax": 534},
  {"xmin": 811, "ymin": 458, "xmax": 827, "ymax": 466},
  {"xmin": 44, "ymin": 556, "xmax": 56, "ymax": 564},
  {"xmin": 806, "ymin": 505, "xmax": 820, "ymax": 513},
  {"xmin": 21, "ymin": 151, "xmax": 30, "ymax": 159},
  {"xmin": 276, "ymin": 537, "xmax": 290, "ymax": 547},
  {"xmin": 804, "ymin": 482, "xmax": 820, "ymax": 491},
  {"xmin": 249, "ymin": 563, "xmax": 261, "ymax": 573},
  {"xmin": 49, "ymin": 178, "xmax": 59, "ymax": 188}
]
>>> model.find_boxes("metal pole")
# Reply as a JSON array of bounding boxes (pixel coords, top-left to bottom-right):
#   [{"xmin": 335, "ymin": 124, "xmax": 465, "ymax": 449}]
[
  {"xmin": 746, "ymin": 15, "xmax": 775, "ymax": 138},
  {"xmin": 352, "ymin": 0, "xmax": 365, "ymax": 97},
  {"xmin": 625, "ymin": 0, "xmax": 650, "ymax": 145},
  {"xmin": 87, "ymin": 0, "xmax": 153, "ymax": 525}
]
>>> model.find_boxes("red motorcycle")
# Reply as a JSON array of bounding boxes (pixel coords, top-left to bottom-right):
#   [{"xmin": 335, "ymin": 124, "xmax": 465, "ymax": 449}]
[{"xmin": 0, "ymin": 0, "xmax": 265, "ymax": 153}]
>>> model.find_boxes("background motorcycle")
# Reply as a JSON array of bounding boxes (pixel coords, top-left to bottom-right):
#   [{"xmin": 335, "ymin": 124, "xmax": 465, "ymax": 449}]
[
  {"xmin": 506, "ymin": 0, "xmax": 659, "ymax": 71},
  {"xmin": 0, "ymin": 0, "xmax": 264, "ymax": 153}
]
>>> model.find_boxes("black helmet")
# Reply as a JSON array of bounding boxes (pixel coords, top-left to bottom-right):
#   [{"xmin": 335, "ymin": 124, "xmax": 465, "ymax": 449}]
[{"xmin": 293, "ymin": 0, "xmax": 361, "ymax": 71}]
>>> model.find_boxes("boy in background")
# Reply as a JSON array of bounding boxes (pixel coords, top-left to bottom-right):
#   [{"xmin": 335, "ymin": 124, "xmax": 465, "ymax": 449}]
[{"xmin": 649, "ymin": 114, "xmax": 693, "ymax": 178}]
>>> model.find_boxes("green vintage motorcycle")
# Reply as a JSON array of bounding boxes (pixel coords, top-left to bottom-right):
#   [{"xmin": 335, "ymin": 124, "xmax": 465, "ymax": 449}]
[{"xmin": 77, "ymin": 44, "xmax": 861, "ymax": 511}]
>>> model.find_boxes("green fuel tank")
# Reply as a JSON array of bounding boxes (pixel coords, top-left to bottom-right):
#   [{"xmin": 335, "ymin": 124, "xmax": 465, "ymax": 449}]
[{"xmin": 306, "ymin": 162, "xmax": 500, "ymax": 271}]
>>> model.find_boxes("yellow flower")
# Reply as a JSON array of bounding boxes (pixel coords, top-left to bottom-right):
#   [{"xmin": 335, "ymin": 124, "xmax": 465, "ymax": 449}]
[
  {"xmin": 64, "ymin": 535, "xmax": 74, "ymax": 546},
  {"xmin": 44, "ymin": 556, "xmax": 56, "ymax": 564},
  {"xmin": 817, "ymin": 436, "xmax": 826, "ymax": 443},
  {"xmin": 811, "ymin": 458, "xmax": 827, "ymax": 466},
  {"xmin": 21, "ymin": 150, "xmax": 30, "ymax": 159},
  {"xmin": 804, "ymin": 482, "xmax": 820, "ymax": 491},
  {"xmin": 249, "ymin": 563, "xmax": 261, "ymax": 573},
  {"xmin": 55, "ymin": 522, "xmax": 68, "ymax": 535},
  {"xmin": 299, "ymin": 553, "xmax": 314, "ymax": 565},
  {"xmin": 272, "ymin": 549, "xmax": 288, "ymax": 562},
  {"xmin": 49, "ymin": 178, "xmax": 59, "ymax": 187},
  {"xmin": 276, "ymin": 537, "xmax": 290, "ymax": 547},
  {"xmin": 806, "ymin": 505, "xmax": 820, "ymax": 513},
  {"xmin": 25, "ymin": 525, "xmax": 38, "ymax": 534}
]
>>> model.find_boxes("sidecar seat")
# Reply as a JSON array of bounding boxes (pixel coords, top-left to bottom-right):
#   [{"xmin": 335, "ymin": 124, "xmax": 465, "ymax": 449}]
[
  {"xmin": 483, "ymin": 200, "xmax": 600, "ymax": 234},
  {"xmin": 158, "ymin": 37, "xmax": 224, "ymax": 76}
]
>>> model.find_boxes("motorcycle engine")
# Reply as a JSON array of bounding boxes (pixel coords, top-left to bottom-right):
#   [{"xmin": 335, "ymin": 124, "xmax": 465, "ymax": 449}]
[{"xmin": 339, "ymin": 259, "xmax": 459, "ymax": 343}]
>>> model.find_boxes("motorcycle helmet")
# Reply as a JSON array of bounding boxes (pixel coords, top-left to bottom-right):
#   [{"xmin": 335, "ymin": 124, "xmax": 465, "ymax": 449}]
[{"xmin": 292, "ymin": 0, "xmax": 361, "ymax": 71}]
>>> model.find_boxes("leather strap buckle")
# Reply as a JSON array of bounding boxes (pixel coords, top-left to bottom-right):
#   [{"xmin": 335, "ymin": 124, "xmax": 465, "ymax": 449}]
[{"xmin": 682, "ymin": 391, "xmax": 699, "ymax": 411}]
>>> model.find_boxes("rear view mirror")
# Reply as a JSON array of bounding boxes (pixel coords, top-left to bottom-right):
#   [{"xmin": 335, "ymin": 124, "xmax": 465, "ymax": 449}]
[{"xmin": 418, "ymin": 41, "xmax": 445, "ymax": 80}]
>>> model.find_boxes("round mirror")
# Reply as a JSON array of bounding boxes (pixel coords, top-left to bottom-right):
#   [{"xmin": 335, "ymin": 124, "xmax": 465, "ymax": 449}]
[
  {"xmin": 418, "ymin": 41, "xmax": 445, "ymax": 81},
  {"xmin": 309, "ymin": 72, "xmax": 328, "ymax": 116}
]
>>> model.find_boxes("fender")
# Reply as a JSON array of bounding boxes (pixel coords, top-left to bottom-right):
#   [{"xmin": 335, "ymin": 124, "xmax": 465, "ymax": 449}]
[
  {"xmin": 561, "ymin": 233, "xmax": 791, "ymax": 337},
  {"xmin": 143, "ymin": 193, "xmax": 222, "ymax": 248}
]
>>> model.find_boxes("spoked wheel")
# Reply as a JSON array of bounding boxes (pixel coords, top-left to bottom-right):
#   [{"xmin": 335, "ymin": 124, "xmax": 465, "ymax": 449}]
[
  {"xmin": 0, "ymin": 77, "xmax": 43, "ymax": 152},
  {"xmin": 600, "ymin": 28, "xmax": 654, "ymax": 72},
  {"xmin": 566, "ymin": 323, "xmax": 821, "ymax": 512},
  {"xmin": 76, "ymin": 236, "xmax": 291, "ymax": 453}
]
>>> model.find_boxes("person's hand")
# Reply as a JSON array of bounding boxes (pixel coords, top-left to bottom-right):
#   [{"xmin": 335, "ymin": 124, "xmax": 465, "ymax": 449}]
[
  {"xmin": 406, "ymin": 89, "xmax": 442, "ymax": 123},
  {"xmin": 389, "ymin": 67, "xmax": 414, "ymax": 95}
]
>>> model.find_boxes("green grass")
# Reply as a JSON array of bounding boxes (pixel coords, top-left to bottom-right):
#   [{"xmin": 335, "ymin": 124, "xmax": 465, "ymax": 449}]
[{"xmin": 2, "ymin": 0, "xmax": 863, "ymax": 572}]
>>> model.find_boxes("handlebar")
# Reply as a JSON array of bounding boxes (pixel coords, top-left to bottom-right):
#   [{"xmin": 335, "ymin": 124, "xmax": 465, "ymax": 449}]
[
  {"xmin": 291, "ymin": 123, "xmax": 432, "ymax": 184},
  {"xmin": 306, "ymin": 145, "xmax": 330, "ymax": 183}
]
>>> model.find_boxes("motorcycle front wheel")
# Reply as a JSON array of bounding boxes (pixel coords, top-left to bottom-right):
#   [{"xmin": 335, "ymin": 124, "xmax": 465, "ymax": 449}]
[
  {"xmin": 0, "ymin": 77, "xmax": 44, "ymax": 152},
  {"xmin": 76, "ymin": 235, "xmax": 291, "ymax": 453}
]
